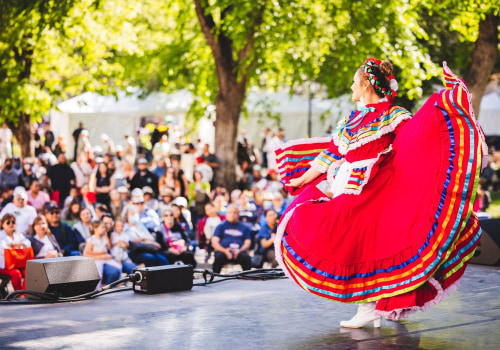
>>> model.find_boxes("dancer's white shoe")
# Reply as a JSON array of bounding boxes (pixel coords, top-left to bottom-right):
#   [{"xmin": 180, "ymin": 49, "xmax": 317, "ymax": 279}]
[{"xmin": 340, "ymin": 302, "xmax": 381, "ymax": 328}]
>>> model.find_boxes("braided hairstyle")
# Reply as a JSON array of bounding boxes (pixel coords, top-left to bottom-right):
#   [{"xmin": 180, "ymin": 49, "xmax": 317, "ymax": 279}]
[{"xmin": 357, "ymin": 58, "xmax": 398, "ymax": 102}]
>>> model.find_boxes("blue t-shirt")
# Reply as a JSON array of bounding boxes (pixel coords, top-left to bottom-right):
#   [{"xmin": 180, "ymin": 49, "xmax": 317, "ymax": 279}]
[
  {"xmin": 213, "ymin": 220, "xmax": 251, "ymax": 248},
  {"xmin": 257, "ymin": 222, "xmax": 277, "ymax": 253}
]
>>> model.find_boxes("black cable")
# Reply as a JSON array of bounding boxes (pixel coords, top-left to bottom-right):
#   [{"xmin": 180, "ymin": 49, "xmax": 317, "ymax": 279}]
[
  {"xmin": 0, "ymin": 272, "xmax": 141, "ymax": 304},
  {"xmin": 193, "ymin": 268, "xmax": 286, "ymax": 286}
]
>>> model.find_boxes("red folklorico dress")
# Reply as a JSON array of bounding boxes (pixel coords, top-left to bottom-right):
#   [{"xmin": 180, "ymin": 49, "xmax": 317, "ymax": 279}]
[{"xmin": 274, "ymin": 64, "xmax": 487, "ymax": 320}]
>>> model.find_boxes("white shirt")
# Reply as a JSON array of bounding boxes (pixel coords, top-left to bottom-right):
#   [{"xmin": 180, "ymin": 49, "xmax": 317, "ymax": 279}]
[
  {"xmin": 34, "ymin": 234, "xmax": 55, "ymax": 258},
  {"xmin": 204, "ymin": 216, "xmax": 222, "ymax": 239},
  {"xmin": 0, "ymin": 230, "xmax": 31, "ymax": 269},
  {"xmin": 0, "ymin": 127, "xmax": 13, "ymax": 146},
  {"xmin": 0, "ymin": 203, "xmax": 37, "ymax": 234}
]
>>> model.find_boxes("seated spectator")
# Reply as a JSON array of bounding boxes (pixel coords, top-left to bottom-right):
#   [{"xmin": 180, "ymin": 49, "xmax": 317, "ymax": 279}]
[
  {"xmin": 143, "ymin": 186, "xmax": 159, "ymax": 212},
  {"xmin": 73, "ymin": 207, "xmax": 93, "ymax": 241},
  {"xmin": 0, "ymin": 213, "xmax": 32, "ymax": 291},
  {"xmin": 132, "ymin": 191, "xmax": 160, "ymax": 232},
  {"xmin": 159, "ymin": 167, "xmax": 181, "ymax": 198},
  {"xmin": 110, "ymin": 219, "xmax": 136, "ymax": 274},
  {"xmin": 197, "ymin": 202, "xmax": 225, "ymax": 250},
  {"xmin": 83, "ymin": 220, "xmax": 122, "ymax": 289},
  {"xmin": 27, "ymin": 179, "xmax": 50, "ymax": 213},
  {"xmin": 44, "ymin": 201, "xmax": 84, "ymax": 256},
  {"xmin": 171, "ymin": 203, "xmax": 193, "ymax": 242},
  {"xmin": 122, "ymin": 206, "xmax": 169, "ymax": 267},
  {"xmin": 28, "ymin": 215, "xmax": 64, "ymax": 259},
  {"xmin": 0, "ymin": 186, "xmax": 37, "ymax": 234},
  {"xmin": 211, "ymin": 204, "xmax": 252, "ymax": 273},
  {"xmin": 116, "ymin": 186, "xmax": 129, "ymax": 207},
  {"xmin": 172, "ymin": 197, "xmax": 192, "ymax": 231},
  {"xmin": 79, "ymin": 183, "xmax": 98, "ymax": 219},
  {"xmin": 0, "ymin": 159, "xmax": 21, "ymax": 190},
  {"xmin": 18, "ymin": 158, "xmax": 37, "ymax": 189},
  {"xmin": 156, "ymin": 207, "xmax": 196, "ymax": 267},
  {"xmin": 255, "ymin": 209, "xmax": 279, "ymax": 268},
  {"xmin": 62, "ymin": 186, "xmax": 79, "ymax": 209},
  {"xmin": 95, "ymin": 203, "xmax": 110, "ymax": 220},
  {"xmin": 213, "ymin": 194, "xmax": 228, "ymax": 216},
  {"xmin": 60, "ymin": 198, "xmax": 81, "ymax": 224},
  {"xmin": 237, "ymin": 190, "xmax": 258, "ymax": 223},
  {"xmin": 157, "ymin": 187, "xmax": 175, "ymax": 216}
]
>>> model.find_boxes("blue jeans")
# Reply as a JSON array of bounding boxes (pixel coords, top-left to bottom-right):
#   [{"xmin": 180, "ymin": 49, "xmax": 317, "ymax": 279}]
[
  {"xmin": 122, "ymin": 261, "xmax": 137, "ymax": 274},
  {"xmin": 102, "ymin": 263, "xmax": 121, "ymax": 286},
  {"xmin": 132, "ymin": 252, "xmax": 170, "ymax": 267}
]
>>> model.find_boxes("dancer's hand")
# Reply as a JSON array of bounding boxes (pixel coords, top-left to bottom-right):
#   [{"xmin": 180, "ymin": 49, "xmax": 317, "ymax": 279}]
[{"xmin": 288, "ymin": 178, "xmax": 304, "ymax": 188}]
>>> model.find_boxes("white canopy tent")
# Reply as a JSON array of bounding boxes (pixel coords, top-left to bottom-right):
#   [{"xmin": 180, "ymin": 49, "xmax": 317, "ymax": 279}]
[
  {"xmin": 51, "ymin": 89, "xmax": 354, "ymax": 158},
  {"xmin": 478, "ymin": 92, "xmax": 500, "ymax": 136}
]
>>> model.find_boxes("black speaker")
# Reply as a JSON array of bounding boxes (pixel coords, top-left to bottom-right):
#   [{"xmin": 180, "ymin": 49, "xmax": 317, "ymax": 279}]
[
  {"xmin": 133, "ymin": 265, "xmax": 193, "ymax": 294},
  {"xmin": 26, "ymin": 256, "xmax": 100, "ymax": 298},
  {"xmin": 471, "ymin": 218, "xmax": 500, "ymax": 266}
]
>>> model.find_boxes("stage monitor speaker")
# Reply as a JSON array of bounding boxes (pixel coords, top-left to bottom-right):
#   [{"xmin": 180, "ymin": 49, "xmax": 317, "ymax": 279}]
[
  {"xmin": 26, "ymin": 256, "xmax": 100, "ymax": 298},
  {"xmin": 471, "ymin": 218, "xmax": 500, "ymax": 266}
]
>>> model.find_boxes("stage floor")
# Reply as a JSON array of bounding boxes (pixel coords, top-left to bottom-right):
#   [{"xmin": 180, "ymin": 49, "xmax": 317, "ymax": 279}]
[{"xmin": 1, "ymin": 264, "xmax": 499, "ymax": 350}]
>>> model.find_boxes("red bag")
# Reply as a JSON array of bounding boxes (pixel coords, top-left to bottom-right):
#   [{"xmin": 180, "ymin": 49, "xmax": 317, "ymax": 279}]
[{"xmin": 4, "ymin": 247, "xmax": 34, "ymax": 270}]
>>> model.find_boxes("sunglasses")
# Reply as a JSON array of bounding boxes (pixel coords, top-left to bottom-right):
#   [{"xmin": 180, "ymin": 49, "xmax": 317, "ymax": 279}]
[
  {"xmin": 50, "ymin": 210, "xmax": 60, "ymax": 214},
  {"xmin": 163, "ymin": 213, "xmax": 174, "ymax": 217},
  {"xmin": 5, "ymin": 220, "xmax": 16, "ymax": 225}
]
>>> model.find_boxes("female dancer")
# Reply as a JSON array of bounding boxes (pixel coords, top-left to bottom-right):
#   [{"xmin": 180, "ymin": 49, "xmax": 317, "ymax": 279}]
[{"xmin": 275, "ymin": 58, "xmax": 486, "ymax": 328}]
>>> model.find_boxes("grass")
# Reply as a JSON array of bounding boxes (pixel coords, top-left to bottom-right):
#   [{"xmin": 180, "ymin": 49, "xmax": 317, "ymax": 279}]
[{"xmin": 486, "ymin": 191, "xmax": 500, "ymax": 218}]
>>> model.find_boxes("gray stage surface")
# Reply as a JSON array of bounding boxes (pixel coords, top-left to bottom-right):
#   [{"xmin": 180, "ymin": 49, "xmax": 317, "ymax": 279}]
[{"xmin": 0, "ymin": 264, "xmax": 499, "ymax": 350}]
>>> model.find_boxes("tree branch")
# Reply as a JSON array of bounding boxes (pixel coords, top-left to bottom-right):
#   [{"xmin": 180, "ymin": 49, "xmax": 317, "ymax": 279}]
[{"xmin": 193, "ymin": 0, "xmax": 219, "ymax": 59}]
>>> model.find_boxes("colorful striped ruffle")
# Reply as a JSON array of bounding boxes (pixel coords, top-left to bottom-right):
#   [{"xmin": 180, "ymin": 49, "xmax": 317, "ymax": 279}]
[{"xmin": 276, "ymin": 63, "xmax": 485, "ymax": 307}]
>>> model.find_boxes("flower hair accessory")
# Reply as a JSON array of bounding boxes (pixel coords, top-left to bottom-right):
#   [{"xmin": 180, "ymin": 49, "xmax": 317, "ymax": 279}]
[{"xmin": 364, "ymin": 58, "xmax": 398, "ymax": 102}]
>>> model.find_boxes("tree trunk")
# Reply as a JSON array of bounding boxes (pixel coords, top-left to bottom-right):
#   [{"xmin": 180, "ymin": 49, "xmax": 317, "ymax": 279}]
[
  {"xmin": 8, "ymin": 112, "xmax": 32, "ymax": 158},
  {"xmin": 464, "ymin": 13, "xmax": 499, "ymax": 118},
  {"xmin": 214, "ymin": 78, "xmax": 246, "ymax": 190}
]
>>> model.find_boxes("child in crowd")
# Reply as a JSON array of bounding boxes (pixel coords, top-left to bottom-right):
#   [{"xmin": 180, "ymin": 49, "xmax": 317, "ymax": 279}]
[
  {"xmin": 110, "ymin": 219, "xmax": 136, "ymax": 274},
  {"xmin": 83, "ymin": 220, "xmax": 122, "ymax": 288}
]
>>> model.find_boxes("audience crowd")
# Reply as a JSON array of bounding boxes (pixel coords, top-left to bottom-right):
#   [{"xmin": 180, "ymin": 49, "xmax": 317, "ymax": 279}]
[{"xmin": 0, "ymin": 122, "xmax": 291, "ymax": 294}]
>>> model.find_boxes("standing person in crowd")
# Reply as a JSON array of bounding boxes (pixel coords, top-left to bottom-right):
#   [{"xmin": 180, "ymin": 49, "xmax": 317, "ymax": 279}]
[
  {"xmin": 70, "ymin": 153, "xmax": 93, "ymax": 190},
  {"xmin": 256, "ymin": 209, "xmax": 279, "ymax": 268},
  {"xmin": 170, "ymin": 155, "xmax": 189, "ymax": 198},
  {"xmin": 0, "ymin": 213, "xmax": 31, "ymax": 291},
  {"xmin": 27, "ymin": 179, "xmax": 50, "ymax": 213},
  {"xmin": 53, "ymin": 135, "xmax": 67, "ymax": 158},
  {"xmin": 201, "ymin": 144, "xmax": 219, "ymax": 188},
  {"xmin": 0, "ymin": 187, "xmax": 37, "ymax": 234},
  {"xmin": 0, "ymin": 158, "xmax": 20, "ymax": 190},
  {"xmin": 28, "ymin": 215, "xmax": 64, "ymax": 259},
  {"xmin": 101, "ymin": 133, "xmax": 115, "ymax": 154},
  {"xmin": 152, "ymin": 135, "xmax": 170, "ymax": 161},
  {"xmin": 211, "ymin": 204, "xmax": 252, "ymax": 273},
  {"xmin": 18, "ymin": 159, "xmax": 37, "ymax": 189},
  {"xmin": 159, "ymin": 167, "xmax": 181, "ymax": 197},
  {"xmin": 188, "ymin": 170, "xmax": 211, "ymax": 223},
  {"xmin": 72, "ymin": 122, "xmax": 84, "ymax": 161},
  {"xmin": 44, "ymin": 153, "xmax": 75, "ymax": 206},
  {"xmin": 43, "ymin": 123, "xmax": 55, "ymax": 151},
  {"xmin": 156, "ymin": 207, "xmax": 196, "ymax": 267},
  {"xmin": 93, "ymin": 162, "xmax": 115, "ymax": 208},
  {"xmin": 122, "ymin": 206, "xmax": 169, "ymax": 267},
  {"xmin": 194, "ymin": 156, "xmax": 214, "ymax": 184},
  {"xmin": 129, "ymin": 157, "xmax": 159, "ymax": 197},
  {"xmin": 0, "ymin": 123, "xmax": 13, "ymax": 163},
  {"xmin": 44, "ymin": 202, "xmax": 84, "ymax": 256},
  {"xmin": 83, "ymin": 220, "xmax": 122, "ymax": 288},
  {"xmin": 78, "ymin": 184, "xmax": 97, "ymax": 219},
  {"xmin": 124, "ymin": 133, "xmax": 137, "ymax": 165}
]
